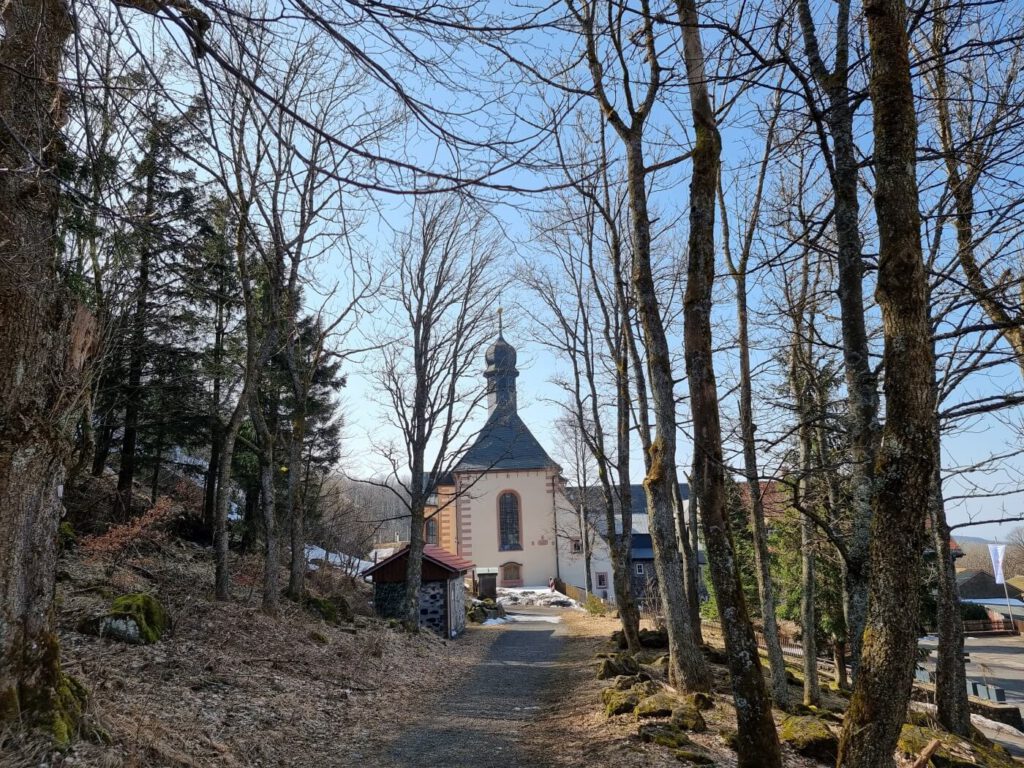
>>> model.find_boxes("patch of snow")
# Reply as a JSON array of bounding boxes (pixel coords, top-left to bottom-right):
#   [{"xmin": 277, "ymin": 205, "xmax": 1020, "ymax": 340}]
[
  {"xmin": 482, "ymin": 617, "xmax": 511, "ymax": 626},
  {"xmin": 505, "ymin": 614, "xmax": 561, "ymax": 624},
  {"xmin": 496, "ymin": 587, "xmax": 579, "ymax": 609},
  {"xmin": 305, "ymin": 545, "xmax": 373, "ymax": 575}
]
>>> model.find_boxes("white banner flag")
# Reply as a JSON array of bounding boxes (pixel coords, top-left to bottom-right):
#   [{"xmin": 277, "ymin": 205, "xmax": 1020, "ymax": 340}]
[{"xmin": 989, "ymin": 543, "xmax": 1006, "ymax": 585}]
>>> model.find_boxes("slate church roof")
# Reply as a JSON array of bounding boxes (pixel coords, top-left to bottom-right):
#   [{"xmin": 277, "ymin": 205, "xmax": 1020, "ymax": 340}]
[
  {"xmin": 455, "ymin": 409, "xmax": 557, "ymax": 472},
  {"xmin": 453, "ymin": 329, "xmax": 558, "ymax": 473}
]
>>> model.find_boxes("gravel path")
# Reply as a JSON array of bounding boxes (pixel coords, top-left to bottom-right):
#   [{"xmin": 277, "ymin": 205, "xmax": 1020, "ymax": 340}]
[{"xmin": 387, "ymin": 607, "xmax": 568, "ymax": 767}]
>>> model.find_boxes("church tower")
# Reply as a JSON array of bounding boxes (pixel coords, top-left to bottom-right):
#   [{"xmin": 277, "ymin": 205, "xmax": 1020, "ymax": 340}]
[{"xmin": 484, "ymin": 327, "xmax": 518, "ymax": 416}]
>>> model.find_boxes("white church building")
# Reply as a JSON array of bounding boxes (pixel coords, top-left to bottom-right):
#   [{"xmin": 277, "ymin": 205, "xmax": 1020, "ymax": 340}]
[{"xmin": 423, "ymin": 330, "xmax": 622, "ymax": 597}]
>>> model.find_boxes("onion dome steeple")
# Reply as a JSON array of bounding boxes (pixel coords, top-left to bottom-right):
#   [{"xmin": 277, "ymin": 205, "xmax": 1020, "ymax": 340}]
[{"xmin": 485, "ymin": 309, "xmax": 518, "ymax": 416}]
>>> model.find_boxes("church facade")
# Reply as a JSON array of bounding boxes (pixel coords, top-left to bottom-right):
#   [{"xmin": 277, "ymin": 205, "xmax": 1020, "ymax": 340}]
[{"xmin": 424, "ymin": 331, "xmax": 614, "ymax": 594}]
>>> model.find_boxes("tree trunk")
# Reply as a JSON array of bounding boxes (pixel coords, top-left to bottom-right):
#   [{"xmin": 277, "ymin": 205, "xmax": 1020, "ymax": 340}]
[
  {"xmin": 677, "ymin": 0, "xmax": 781, "ymax": 760},
  {"xmin": 734, "ymin": 271, "xmax": 788, "ymax": 707},
  {"xmin": 116, "ymin": 159, "xmax": 156, "ymax": 520},
  {"xmin": 404, "ymin": 490, "xmax": 426, "ymax": 631},
  {"xmin": 931, "ymin": 432, "xmax": 970, "ymax": 735},
  {"xmin": 801, "ymin": 507, "xmax": 820, "ymax": 706},
  {"xmin": 257, "ymin": 452, "xmax": 278, "ymax": 616},
  {"xmin": 0, "ymin": 0, "xmax": 90, "ymax": 737},
  {"xmin": 796, "ymin": 0, "xmax": 880, "ymax": 677},
  {"xmin": 625, "ymin": 135, "xmax": 708, "ymax": 692},
  {"xmin": 149, "ymin": 430, "xmax": 164, "ymax": 504},
  {"xmin": 204, "ymin": 422, "xmax": 222, "ymax": 537},
  {"xmin": 287, "ymin": 411, "xmax": 307, "ymax": 599},
  {"xmin": 836, "ymin": 0, "xmax": 936, "ymax": 761}
]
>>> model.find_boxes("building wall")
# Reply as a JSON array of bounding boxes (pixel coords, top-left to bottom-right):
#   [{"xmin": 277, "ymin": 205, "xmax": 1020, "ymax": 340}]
[
  {"xmin": 555, "ymin": 492, "xmax": 615, "ymax": 601},
  {"xmin": 455, "ymin": 469, "xmax": 560, "ymax": 587}
]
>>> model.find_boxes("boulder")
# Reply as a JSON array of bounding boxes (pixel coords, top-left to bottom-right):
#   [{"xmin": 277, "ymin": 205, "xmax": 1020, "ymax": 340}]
[
  {"xmin": 779, "ymin": 715, "xmax": 839, "ymax": 763},
  {"xmin": 636, "ymin": 691, "xmax": 683, "ymax": 719},
  {"xmin": 596, "ymin": 652, "xmax": 641, "ymax": 679},
  {"xmin": 639, "ymin": 627, "xmax": 669, "ymax": 648},
  {"xmin": 673, "ymin": 748, "xmax": 715, "ymax": 765},
  {"xmin": 896, "ymin": 724, "xmax": 1017, "ymax": 768},
  {"xmin": 304, "ymin": 593, "xmax": 352, "ymax": 624},
  {"xmin": 79, "ymin": 593, "xmax": 168, "ymax": 644},
  {"xmin": 603, "ymin": 687, "xmax": 642, "ymax": 717},
  {"xmin": 690, "ymin": 692, "xmax": 714, "ymax": 711},
  {"xmin": 638, "ymin": 723, "xmax": 691, "ymax": 749},
  {"xmin": 611, "ymin": 673, "xmax": 653, "ymax": 691},
  {"xmin": 671, "ymin": 703, "xmax": 707, "ymax": 732}
]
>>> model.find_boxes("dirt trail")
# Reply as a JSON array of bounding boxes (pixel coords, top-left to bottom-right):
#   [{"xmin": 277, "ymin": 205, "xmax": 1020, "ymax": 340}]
[{"xmin": 386, "ymin": 607, "xmax": 567, "ymax": 768}]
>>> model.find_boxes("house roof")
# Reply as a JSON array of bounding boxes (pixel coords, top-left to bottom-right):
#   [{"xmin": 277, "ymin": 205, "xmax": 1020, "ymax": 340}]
[
  {"xmin": 1006, "ymin": 575, "xmax": 1024, "ymax": 592},
  {"xmin": 454, "ymin": 410, "xmax": 557, "ymax": 472},
  {"xmin": 363, "ymin": 544, "xmax": 475, "ymax": 577},
  {"xmin": 566, "ymin": 483, "xmax": 690, "ymax": 538},
  {"xmin": 631, "ymin": 533, "xmax": 706, "ymax": 565}
]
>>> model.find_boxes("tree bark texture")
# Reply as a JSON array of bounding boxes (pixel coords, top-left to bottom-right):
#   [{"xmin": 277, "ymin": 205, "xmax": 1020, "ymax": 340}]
[
  {"xmin": 837, "ymin": 0, "xmax": 937, "ymax": 762},
  {"xmin": 0, "ymin": 0, "xmax": 93, "ymax": 736},
  {"xmin": 930, "ymin": 418, "xmax": 970, "ymax": 735},
  {"xmin": 625, "ymin": 136, "xmax": 708, "ymax": 692},
  {"xmin": 796, "ymin": 0, "xmax": 879, "ymax": 676},
  {"xmin": 677, "ymin": 0, "xmax": 781, "ymax": 761}
]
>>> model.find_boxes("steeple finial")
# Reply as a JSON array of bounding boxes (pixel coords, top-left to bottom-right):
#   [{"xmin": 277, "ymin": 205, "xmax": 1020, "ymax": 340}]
[{"xmin": 497, "ymin": 306, "xmax": 503, "ymax": 335}]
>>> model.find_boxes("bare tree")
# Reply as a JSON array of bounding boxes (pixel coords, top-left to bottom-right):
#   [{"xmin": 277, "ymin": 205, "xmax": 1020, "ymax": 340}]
[
  {"xmin": 836, "ymin": 0, "xmax": 937, "ymax": 761},
  {"xmin": 719, "ymin": 85, "xmax": 789, "ymax": 707},
  {"xmin": 371, "ymin": 194, "xmax": 499, "ymax": 630},
  {"xmin": 676, "ymin": 0, "xmax": 781, "ymax": 758},
  {"xmin": 569, "ymin": 0, "xmax": 708, "ymax": 692}
]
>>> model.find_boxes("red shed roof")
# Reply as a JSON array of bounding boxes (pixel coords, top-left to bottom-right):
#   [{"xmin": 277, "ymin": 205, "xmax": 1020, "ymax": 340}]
[{"xmin": 364, "ymin": 544, "xmax": 475, "ymax": 577}]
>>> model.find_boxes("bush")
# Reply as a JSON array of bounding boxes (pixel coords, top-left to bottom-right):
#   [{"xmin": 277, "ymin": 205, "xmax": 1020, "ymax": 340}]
[{"xmin": 585, "ymin": 593, "xmax": 607, "ymax": 616}]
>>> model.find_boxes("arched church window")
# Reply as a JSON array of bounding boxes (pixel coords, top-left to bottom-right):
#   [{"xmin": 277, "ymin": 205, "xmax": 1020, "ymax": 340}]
[
  {"xmin": 425, "ymin": 517, "xmax": 438, "ymax": 545},
  {"xmin": 499, "ymin": 492, "xmax": 521, "ymax": 551}
]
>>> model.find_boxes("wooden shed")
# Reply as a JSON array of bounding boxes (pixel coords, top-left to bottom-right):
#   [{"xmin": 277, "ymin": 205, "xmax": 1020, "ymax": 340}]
[{"xmin": 364, "ymin": 544, "xmax": 475, "ymax": 638}]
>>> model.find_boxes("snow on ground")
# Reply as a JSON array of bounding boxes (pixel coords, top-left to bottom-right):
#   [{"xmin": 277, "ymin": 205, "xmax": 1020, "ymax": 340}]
[
  {"xmin": 496, "ymin": 587, "xmax": 579, "ymax": 609},
  {"xmin": 482, "ymin": 614, "xmax": 562, "ymax": 625},
  {"xmin": 305, "ymin": 545, "xmax": 373, "ymax": 575}
]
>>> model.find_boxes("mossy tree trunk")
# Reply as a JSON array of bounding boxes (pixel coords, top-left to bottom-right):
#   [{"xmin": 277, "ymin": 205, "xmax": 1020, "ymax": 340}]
[
  {"xmin": 676, "ymin": 0, "xmax": 781, "ymax": 761},
  {"xmin": 836, "ymin": 0, "xmax": 936, "ymax": 762},
  {"xmin": 0, "ymin": 0, "xmax": 93, "ymax": 736}
]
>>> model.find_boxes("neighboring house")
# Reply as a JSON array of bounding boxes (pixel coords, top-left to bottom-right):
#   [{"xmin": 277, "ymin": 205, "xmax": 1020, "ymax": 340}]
[
  {"xmin": 1006, "ymin": 575, "xmax": 1024, "ymax": 595},
  {"xmin": 423, "ymin": 331, "xmax": 615, "ymax": 595},
  {"xmin": 956, "ymin": 569, "xmax": 1024, "ymax": 600},
  {"xmin": 569, "ymin": 483, "xmax": 706, "ymax": 602}
]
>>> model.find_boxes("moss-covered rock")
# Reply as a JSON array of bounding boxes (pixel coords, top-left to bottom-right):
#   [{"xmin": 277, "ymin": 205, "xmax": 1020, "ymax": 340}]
[
  {"xmin": 597, "ymin": 652, "xmax": 641, "ymax": 679},
  {"xmin": 610, "ymin": 672, "xmax": 653, "ymax": 691},
  {"xmin": 603, "ymin": 687, "xmax": 642, "ymax": 717},
  {"xmin": 636, "ymin": 691, "xmax": 683, "ymax": 719},
  {"xmin": 304, "ymin": 593, "xmax": 352, "ymax": 624},
  {"xmin": 673, "ymin": 748, "xmax": 715, "ymax": 765},
  {"xmin": 639, "ymin": 628, "xmax": 669, "ymax": 648},
  {"xmin": 638, "ymin": 723, "xmax": 691, "ymax": 749},
  {"xmin": 779, "ymin": 715, "xmax": 838, "ymax": 763},
  {"xmin": 79, "ymin": 593, "xmax": 168, "ymax": 644},
  {"xmin": 671, "ymin": 702, "xmax": 707, "ymax": 732},
  {"xmin": 896, "ymin": 724, "xmax": 1017, "ymax": 768},
  {"xmin": 690, "ymin": 692, "xmax": 714, "ymax": 711}
]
